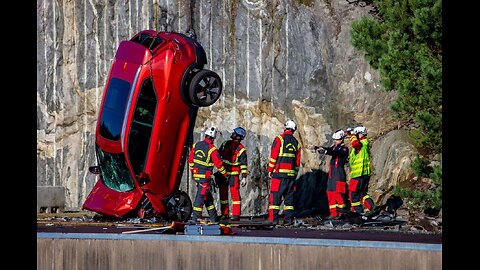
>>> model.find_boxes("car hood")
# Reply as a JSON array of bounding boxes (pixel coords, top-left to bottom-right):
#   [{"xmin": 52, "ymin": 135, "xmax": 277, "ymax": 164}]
[{"xmin": 82, "ymin": 177, "xmax": 143, "ymax": 218}]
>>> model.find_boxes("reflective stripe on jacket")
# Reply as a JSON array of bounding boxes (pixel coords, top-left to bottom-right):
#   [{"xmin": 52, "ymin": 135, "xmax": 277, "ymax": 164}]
[
  {"xmin": 348, "ymin": 136, "xmax": 370, "ymax": 178},
  {"xmin": 268, "ymin": 131, "xmax": 301, "ymax": 178},
  {"xmin": 188, "ymin": 138, "xmax": 226, "ymax": 180},
  {"xmin": 219, "ymin": 140, "xmax": 248, "ymax": 176}
]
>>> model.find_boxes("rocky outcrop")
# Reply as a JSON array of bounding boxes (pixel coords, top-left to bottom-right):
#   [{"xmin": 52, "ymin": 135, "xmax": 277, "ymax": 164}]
[
  {"xmin": 37, "ymin": 0, "xmax": 417, "ymax": 214},
  {"xmin": 370, "ymin": 130, "xmax": 418, "ymax": 204}
]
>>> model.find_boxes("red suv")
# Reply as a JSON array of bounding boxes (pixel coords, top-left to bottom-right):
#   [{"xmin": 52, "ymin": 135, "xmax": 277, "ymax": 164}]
[{"xmin": 82, "ymin": 30, "xmax": 222, "ymax": 221}]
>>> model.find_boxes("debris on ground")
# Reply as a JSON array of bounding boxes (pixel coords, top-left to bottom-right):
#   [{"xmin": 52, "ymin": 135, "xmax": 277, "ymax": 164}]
[
  {"xmin": 37, "ymin": 197, "xmax": 442, "ymax": 235},
  {"xmin": 122, "ymin": 221, "xmax": 185, "ymax": 234}
]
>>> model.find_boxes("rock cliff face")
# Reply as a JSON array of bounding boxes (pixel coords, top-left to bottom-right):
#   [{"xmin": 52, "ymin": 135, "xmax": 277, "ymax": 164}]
[{"xmin": 37, "ymin": 0, "xmax": 415, "ymax": 215}]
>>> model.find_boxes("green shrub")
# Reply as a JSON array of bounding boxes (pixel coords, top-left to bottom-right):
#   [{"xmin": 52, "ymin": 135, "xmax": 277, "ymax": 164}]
[
  {"xmin": 350, "ymin": 0, "xmax": 442, "ymax": 156},
  {"xmin": 393, "ymin": 156, "xmax": 442, "ymax": 210},
  {"xmin": 351, "ymin": 0, "xmax": 442, "ymax": 211}
]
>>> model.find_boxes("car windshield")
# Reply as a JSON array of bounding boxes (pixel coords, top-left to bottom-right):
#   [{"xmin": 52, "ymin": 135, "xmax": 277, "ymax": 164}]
[
  {"xmin": 96, "ymin": 144, "xmax": 135, "ymax": 192},
  {"xmin": 99, "ymin": 78, "xmax": 131, "ymax": 140}
]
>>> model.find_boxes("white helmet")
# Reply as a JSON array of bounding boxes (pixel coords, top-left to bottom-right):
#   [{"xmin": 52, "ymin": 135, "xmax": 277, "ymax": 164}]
[
  {"xmin": 205, "ymin": 126, "xmax": 217, "ymax": 139},
  {"xmin": 285, "ymin": 120, "xmax": 297, "ymax": 131},
  {"xmin": 354, "ymin": 126, "xmax": 367, "ymax": 135},
  {"xmin": 332, "ymin": 129, "xmax": 345, "ymax": 140}
]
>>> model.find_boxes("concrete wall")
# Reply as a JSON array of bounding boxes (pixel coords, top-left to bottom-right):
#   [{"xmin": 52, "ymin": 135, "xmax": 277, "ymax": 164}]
[
  {"xmin": 37, "ymin": 186, "xmax": 66, "ymax": 213},
  {"xmin": 37, "ymin": 233, "xmax": 442, "ymax": 270}
]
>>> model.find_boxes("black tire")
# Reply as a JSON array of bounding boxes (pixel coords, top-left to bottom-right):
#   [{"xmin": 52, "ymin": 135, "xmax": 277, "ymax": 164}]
[
  {"xmin": 165, "ymin": 191, "xmax": 193, "ymax": 222},
  {"xmin": 188, "ymin": 69, "xmax": 222, "ymax": 107}
]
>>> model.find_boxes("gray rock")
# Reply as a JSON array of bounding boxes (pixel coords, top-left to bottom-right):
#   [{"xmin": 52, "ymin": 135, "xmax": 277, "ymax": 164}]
[{"xmin": 37, "ymin": 0, "xmax": 417, "ymax": 215}]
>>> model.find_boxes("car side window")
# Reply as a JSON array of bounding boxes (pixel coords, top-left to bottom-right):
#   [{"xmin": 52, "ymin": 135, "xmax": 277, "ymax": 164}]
[
  {"xmin": 99, "ymin": 78, "xmax": 131, "ymax": 141},
  {"xmin": 128, "ymin": 78, "xmax": 157, "ymax": 177}
]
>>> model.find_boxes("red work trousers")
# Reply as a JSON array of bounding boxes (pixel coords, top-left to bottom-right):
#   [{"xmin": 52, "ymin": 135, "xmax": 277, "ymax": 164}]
[{"xmin": 219, "ymin": 175, "xmax": 241, "ymax": 217}]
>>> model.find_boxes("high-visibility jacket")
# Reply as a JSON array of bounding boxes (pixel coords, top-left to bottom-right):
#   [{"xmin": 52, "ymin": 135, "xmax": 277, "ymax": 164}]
[
  {"xmin": 348, "ymin": 135, "xmax": 371, "ymax": 178},
  {"xmin": 188, "ymin": 138, "xmax": 227, "ymax": 181},
  {"xmin": 219, "ymin": 140, "xmax": 247, "ymax": 176},
  {"xmin": 268, "ymin": 130, "xmax": 301, "ymax": 178},
  {"xmin": 324, "ymin": 144, "xmax": 349, "ymax": 192}
]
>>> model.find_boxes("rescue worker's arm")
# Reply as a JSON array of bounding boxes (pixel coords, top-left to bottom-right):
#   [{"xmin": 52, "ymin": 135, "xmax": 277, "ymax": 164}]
[
  {"xmin": 268, "ymin": 136, "xmax": 281, "ymax": 176},
  {"xmin": 238, "ymin": 145, "xmax": 248, "ymax": 176},
  {"xmin": 295, "ymin": 144, "xmax": 301, "ymax": 173},
  {"xmin": 239, "ymin": 145, "xmax": 248, "ymax": 186},
  {"xmin": 188, "ymin": 145, "xmax": 195, "ymax": 172},
  {"xmin": 324, "ymin": 146, "xmax": 349, "ymax": 157},
  {"xmin": 321, "ymin": 146, "xmax": 333, "ymax": 155},
  {"xmin": 348, "ymin": 134, "xmax": 362, "ymax": 151},
  {"xmin": 211, "ymin": 148, "xmax": 227, "ymax": 177},
  {"xmin": 218, "ymin": 141, "xmax": 226, "ymax": 158}
]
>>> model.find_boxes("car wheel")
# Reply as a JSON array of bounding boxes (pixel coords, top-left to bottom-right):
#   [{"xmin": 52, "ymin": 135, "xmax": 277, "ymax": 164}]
[
  {"xmin": 165, "ymin": 191, "xmax": 193, "ymax": 222},
  {"xmin": 188, "ymin": 69, "xmax": 222, "ymax": 107}
]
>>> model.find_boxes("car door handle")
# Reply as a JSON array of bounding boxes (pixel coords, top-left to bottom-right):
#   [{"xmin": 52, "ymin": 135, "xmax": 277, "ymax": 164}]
[
  {"xmin": 157, "ymin": 140, "xmax": 162, "ymax": 152},
  {"xmin": 171, "ymin": 42, "xmax": 181, "ymax": 63},
  {"xmin": 164, "ymin": 91, "xmax": 171, "ymax": 102}
]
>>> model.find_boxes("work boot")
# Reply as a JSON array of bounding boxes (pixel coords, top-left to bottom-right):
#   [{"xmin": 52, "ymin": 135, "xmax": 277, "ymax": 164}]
[
  {"xmin": 284, "ymin": 218, "xmax": 294, "ymax": 226},
  {"xmin": 362, "ymin": 210, "xmax": 374, "ymax": 217},
  {"xmin": 189, "ymin": 214, "xmax": 201, "ymax": 224},
  {"xmin": 188, "ymin": 218, "xmax": 201, "ymax": 224},
  {"xmin": 230, "ymin": 216, "xmax": 240, "ymax": 221},
  {"xmin": 219, "ymin": 215, "xmax": 230, "ymax": 221},
  {"xmin": 210, "ymin": 216, "xmax": 220, "ymax": 223}
]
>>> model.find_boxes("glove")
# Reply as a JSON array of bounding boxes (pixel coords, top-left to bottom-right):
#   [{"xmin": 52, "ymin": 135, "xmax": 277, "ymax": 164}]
[
  {"xmin": 214, "ymin": 171, "xmax": 224, "ymax": 178},
  {"xmin": 240, "ymin": 175, "xmax": 247, "ymax": 187}
]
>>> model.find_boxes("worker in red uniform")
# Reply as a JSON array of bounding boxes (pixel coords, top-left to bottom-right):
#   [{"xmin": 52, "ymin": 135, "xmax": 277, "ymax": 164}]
[
  {"xmin": 188, "ymin": 126, "xmax": 227, "ymax": 223},
  {"xmin": 267, "ymin": 120, "xmax": 301, "ymax": 225},
  {"xmin": 346, "ymin": 126, "xmax": 375, "ymax": 214},
  {"xmin": 217, "ymin": 127, "xmax": 248, "ymax": 221},
  {"xmin": 317, "ymin": 129, "xmax": 350, "ymax": 218}
]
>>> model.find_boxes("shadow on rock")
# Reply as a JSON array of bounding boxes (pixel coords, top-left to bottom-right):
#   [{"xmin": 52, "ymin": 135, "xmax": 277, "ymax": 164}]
[{"xmin": 294, "ymin": 169, "xmax": 329, "ymax": 218}]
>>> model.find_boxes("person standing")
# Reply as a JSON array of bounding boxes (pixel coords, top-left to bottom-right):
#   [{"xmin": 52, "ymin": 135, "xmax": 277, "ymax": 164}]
[
  {"xmin": 217, "ymin": 127, "xmax": 248, "ymax": 221},
  {"xmin": 346, "ymin": 126, "xmax": 375, "ymax": 214},
  {"xmin": 267, "ymin": 120, "xmax": 301, "ymax": 225},
  {"xmin": 317, "ymin": 129, "xmax": 350, "ymax": 218},
  {"xmin": 188, "ymin": 126, "xmax": 227, "ymax": 223}
]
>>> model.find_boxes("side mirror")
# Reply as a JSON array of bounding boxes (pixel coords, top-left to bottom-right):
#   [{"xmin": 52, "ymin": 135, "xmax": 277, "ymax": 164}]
[
  {"xmin": 89, "ymin": 166, "xmax": 101, "ymax": 174},
  {"xmin": 138, "ymin": 171, "xmax": 150, "ymax": 186}
]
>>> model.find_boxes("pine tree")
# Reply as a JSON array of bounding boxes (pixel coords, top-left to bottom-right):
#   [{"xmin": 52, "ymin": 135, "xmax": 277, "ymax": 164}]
[
  {"xmin": 351, "ymin": 0, "xmax": 442, "ymax": 154},
  {"xmin": 350, "ymin": 0, "xmax": 442, "ymax": 210}
]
